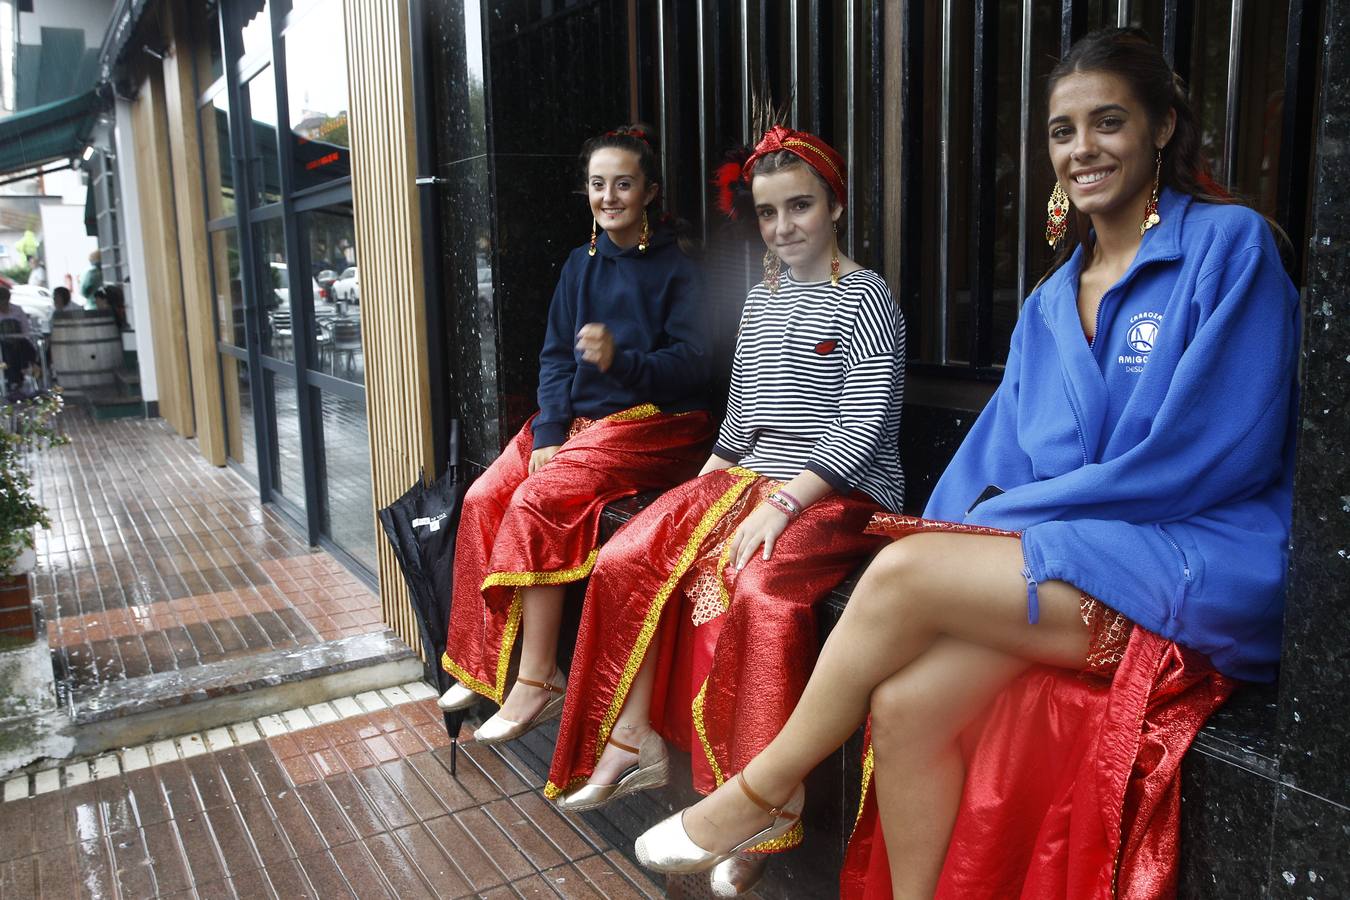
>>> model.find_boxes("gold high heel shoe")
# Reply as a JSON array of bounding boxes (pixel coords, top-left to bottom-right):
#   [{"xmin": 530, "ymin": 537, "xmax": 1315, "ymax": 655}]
[
  {"xmin": 555, "ymin": 731, "xmax": 670, "ymax": 812},
  {"xmin": 472, "ymin": 671, "xmax": 567, "ymax": 744},
  {"xmin": 633, "ymin": 773, "xmax": 804, "ymax": 874},
  {"xmin": 710, "ymin": 852, "xmax": 770, "ymax": 897},
  {"xmin": 437, "ymin": 681, "xmax": 479, "ymax": 712}
]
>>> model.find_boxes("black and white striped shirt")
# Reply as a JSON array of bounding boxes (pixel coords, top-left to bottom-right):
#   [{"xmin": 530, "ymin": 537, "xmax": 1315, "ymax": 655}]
[{"xmin": 712, "ymin": 268, "xmax": 906, "ymax": 512}]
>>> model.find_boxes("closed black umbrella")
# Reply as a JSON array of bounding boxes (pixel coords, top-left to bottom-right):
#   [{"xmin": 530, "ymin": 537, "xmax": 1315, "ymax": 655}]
[{"xmin": 379, "ymin": 420, "xmax": 471, "ymax": 772}]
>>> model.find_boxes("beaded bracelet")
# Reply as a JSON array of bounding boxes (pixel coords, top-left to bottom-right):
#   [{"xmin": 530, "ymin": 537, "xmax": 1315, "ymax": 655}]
[
  {"xmin": 775, "ymin": 489, "xmax": 804, "ymax": 515},
  {"xmin": 764, "ymin": 493, "xmax": 796, "ymax": 519},
  {"xmin": 765, "ymin": 491, "xmax": 801, "ymax": 519}
]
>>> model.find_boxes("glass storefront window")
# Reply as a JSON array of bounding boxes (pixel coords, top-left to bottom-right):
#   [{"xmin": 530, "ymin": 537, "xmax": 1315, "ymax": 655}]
[
  {"xmin": 316, "ymin": 388, "xmax": 375, "ymax": 570},
  {"xmin": 202, "ymin": 6, "xmax": 224, "ymax": 84},
  {"xmin": 264, "ymin": 369, "xmax": 306, "ymax": 512},
  {"xmin": 253, "ymin": 218, "xmax": 294, "ymax": 359},
  {"xmin": 303, "ymin": 204, "xmax": 362, "ymax": 384},
  {"xmin": 240, "ymin": 0, "xmax": 272, "ymax": 62},
  {"xmin": 221, "ymin": 352, "xmax": 258, "ymax": 481},
  {"xmin": 246, "ymin": 67, "xmax": 282, "ymax": 206},
  {"xmin": 200, "ymin": 89, "xmax": 235, "ymax": 218},
  {"xmin": 210, "ymin": 228, "xmax": 244, "ymax": 348},
  {"xmin": 285, "ymin": 5, "xmax": 351, "ymax": 189}
]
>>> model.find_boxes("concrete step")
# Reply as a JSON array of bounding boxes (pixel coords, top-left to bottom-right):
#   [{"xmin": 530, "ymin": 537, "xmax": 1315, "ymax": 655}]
[
  {"xmin": 0, "ymin": 629, "xmax": 422, "ymax": 775},
  {"xmin": 63, "ymin": 629, "xmax": 422, "ymax": 758}
]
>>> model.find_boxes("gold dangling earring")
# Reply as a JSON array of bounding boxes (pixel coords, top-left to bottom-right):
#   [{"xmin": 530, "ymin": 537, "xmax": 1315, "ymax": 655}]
[
  {"xmin": 1046, "ymin": 181, "xmax": 1070, "ymax": 248},
  {"xmin": 762, "ymin": 249, "xmax": 781, "ymax": 294},
  {"xmin": 638, "ymin": 210, "xmax": 650, "ymax": 253},
  {"xmin": 1140, "ymin": 150, "xmax": 1162, "ymax": 235},
  {"xmin": 588, "ymin": 218, "xmax": 598, "ymax": 256},
  {"xmin": 830, "ymin": 222, "xmax": 841, "ymax": 286}
]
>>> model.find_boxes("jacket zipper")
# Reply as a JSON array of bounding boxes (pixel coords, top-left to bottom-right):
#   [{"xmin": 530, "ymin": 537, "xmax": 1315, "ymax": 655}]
[
  {"xmin": 1157, "ymin": 525, "xmax": 1193, "ymax": 619},
  {"xmin": 1020, "ymin": 535, "xmax": 1040, "ymax": 625},
  {"xmin": 1039, "ymin": 302, "xmax": 1092, "ymax": 467}
]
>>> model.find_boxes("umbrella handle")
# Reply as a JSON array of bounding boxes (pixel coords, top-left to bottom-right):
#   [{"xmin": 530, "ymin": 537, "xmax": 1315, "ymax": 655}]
[{"xmin": 448, "ymin": 418, "xmax": 461, "ymax": 472}]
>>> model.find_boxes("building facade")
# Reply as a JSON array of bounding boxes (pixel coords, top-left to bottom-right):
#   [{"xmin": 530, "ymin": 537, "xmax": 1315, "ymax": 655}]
[{"xmin": 59, "ymin": 1, "xmax": 1350, "ymax": 893}]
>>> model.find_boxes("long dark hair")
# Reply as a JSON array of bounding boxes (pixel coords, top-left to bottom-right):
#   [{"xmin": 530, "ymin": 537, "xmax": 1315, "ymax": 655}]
[{"xmin": 1041, "ymin": 28, "xmax": 1243, "ymax": 279}]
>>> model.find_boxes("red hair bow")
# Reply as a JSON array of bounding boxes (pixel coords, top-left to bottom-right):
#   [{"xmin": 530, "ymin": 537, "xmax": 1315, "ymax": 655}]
[{"xmin": 742, "ymin": 125, "xmax": 847, "ymax": 207}]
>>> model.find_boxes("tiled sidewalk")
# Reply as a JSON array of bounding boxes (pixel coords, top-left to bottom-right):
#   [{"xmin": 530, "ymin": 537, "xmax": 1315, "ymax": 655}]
[
  {"xmin": 0, "ymin": 685, "xmax": 664, "ymax": 899},
  {"xmin": 29, "ymin": 408, "xmax": 385, "ymax": 699}
]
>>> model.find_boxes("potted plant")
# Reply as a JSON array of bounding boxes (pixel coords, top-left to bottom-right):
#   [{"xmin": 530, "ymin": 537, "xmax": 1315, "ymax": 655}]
[{"xmin": 0, "ymin": 393, "xmax": 66, "ymax": 644}]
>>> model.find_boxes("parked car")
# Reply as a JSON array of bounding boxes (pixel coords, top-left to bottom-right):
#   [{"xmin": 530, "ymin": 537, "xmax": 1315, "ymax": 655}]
[
  {"xmin": 331, "ymin": 266, "xmax": 359, "ymax": 303},
  {"xmin": 8, "ymin": 284, "xmax": 53, "ymax": 333},
  {"xmin": 315, "ymin": 268, "xmax": 338, "ymax": 301},
  {"xmin": 269, "ymin": 261, "xmax": 322, "ymax": 309}
]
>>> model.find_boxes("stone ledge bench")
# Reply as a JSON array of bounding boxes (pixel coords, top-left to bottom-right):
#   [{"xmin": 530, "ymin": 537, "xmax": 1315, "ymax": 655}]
[{"xmin": 502, "ymin": 486, "xmax": 1280, "ymax": 898}]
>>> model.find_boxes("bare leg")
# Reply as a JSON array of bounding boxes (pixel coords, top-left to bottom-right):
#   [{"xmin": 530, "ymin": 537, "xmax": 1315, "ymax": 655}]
[
  {"xmin": 585, "ymin": 624, "xmax": 662, "ymax": 785},
  {"xmin": 496, "ymin": 584, "xmax": 566, "ymax": 722},
  {"xmin": 869, "ymin": 639, "xmax": 1026, "ymax": 899},
  {"xmin": 677, "ymin": 532, "xmax": 1089, "ymax": 852}
]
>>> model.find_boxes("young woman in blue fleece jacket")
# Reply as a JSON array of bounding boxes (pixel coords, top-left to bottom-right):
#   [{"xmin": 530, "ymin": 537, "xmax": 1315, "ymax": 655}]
[
  {"xmin": 437, "ymin": 125, "xmax": 714, "ymax": 743},
  {"xmin": 635, "ymin": 29, "xmax": 1300, "ymax": 900}
]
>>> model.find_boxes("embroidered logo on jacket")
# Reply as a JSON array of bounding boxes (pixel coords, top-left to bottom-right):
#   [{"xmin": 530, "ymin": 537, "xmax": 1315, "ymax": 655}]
[
  {"xmin": 814, "ymin": 340, "xmax": 838, "ymax": 355},
  {"xmin": 1118, "ymin": 312, "xmax": 1163, "ymax": 372}
]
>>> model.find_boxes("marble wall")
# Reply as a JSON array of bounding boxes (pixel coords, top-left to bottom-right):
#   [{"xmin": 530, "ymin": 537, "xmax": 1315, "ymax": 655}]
[{"xmin": 1179, "ymin": 1, "xmax": 1350, "ymax": 895}]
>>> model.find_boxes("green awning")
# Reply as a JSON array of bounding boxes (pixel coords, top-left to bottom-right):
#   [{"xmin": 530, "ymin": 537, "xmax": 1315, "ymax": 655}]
[{"xmin": 0, "ymin": 90, "xmax": 101, "ymax": 178}]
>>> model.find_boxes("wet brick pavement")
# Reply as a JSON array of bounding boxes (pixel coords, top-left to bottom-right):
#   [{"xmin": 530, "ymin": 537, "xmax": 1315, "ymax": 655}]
[
  {"xmin": 29, "ymin": 408, "xmax": 384, "ymax": 701},
  {"xmin": 0, "ymin": 691, "xmax": 665, "ymax": 899}
]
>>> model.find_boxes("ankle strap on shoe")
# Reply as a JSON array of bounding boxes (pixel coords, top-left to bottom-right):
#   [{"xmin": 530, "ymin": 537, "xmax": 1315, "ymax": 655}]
[
  {"xmin": 516, "ymin": 674, "xmax": 565, "ymax": 694},
  {"xmin": 606, "ymin": 733, "xmax": 640, "ymax": 754},
  {"xmin": 736, "ymin": 773, "xmax": 799, "ymax": 821}
]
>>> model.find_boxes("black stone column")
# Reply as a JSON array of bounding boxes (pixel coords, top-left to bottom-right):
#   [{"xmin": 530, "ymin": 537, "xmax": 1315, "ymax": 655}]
[
  {"xmin": 1267, "ymin": 0, "xmax": 1350, "ymax": 891},
  {"xmin": 1179, "ymin": 3, "xmax": 1350, "ymax": 896}
]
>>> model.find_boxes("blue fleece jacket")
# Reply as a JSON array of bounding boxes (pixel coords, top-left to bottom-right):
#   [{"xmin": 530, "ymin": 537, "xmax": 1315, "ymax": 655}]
[
  {"xmin": 925, "ymin": 189, "xmax": 1299, "ymax": 681},
  {"xmin": 533, "ymin": 226, "xmax": 712, "ymax": 449}
]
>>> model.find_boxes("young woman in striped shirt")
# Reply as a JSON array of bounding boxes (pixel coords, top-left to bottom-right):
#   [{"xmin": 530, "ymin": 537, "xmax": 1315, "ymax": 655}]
[{"xmin": 544, "ymin": 125, "xmax": 906, "ymax": 896}]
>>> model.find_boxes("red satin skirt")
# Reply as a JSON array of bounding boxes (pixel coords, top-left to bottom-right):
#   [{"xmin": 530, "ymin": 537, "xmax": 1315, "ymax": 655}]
[
  {"xmin": 840, "ymin": 597, "xmax": 1235, "ymax": 898},
  {"xmin": 440, "ymin": 405, "xmax": 713, "ymax": 704},
  {"xmin": 545, "ymin": 466, "xmax": 886, "ymax": 854}
]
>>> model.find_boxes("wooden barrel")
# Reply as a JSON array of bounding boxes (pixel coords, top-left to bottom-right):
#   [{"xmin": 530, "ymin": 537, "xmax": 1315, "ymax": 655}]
[{"xmin": 49, "ymin": 314, "xmax": 122, "ymax": 393}]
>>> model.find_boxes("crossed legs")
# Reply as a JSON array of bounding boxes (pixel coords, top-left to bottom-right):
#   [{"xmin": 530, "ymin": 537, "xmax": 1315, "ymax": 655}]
[{"xmin": 669, "ymin": 532, "xmax": 1090, "ymax": 899}]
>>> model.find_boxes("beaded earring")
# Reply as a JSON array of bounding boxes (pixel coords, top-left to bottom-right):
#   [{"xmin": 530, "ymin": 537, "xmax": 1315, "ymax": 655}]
[
  {"xmin": 1140, "ymin": 150, "xmax": 1163, "ymax": 235},
  {"xmin": 831, "ymin": 222, "xmax": 841, "ymax": 286},
  {"xmin": 1045, "ymin": 181, "xmax": 1070, "ymax": 248},
  {"xmin": 762, "ymin": 249, "xmax": 781, "ymax": 294},
  {"xmin": 638, "ymin": 210, "xmax": 650, "ymax": 253},
  {"xmin": 588, "ymin": 219, "xmax": 598, "ymax": 256}
]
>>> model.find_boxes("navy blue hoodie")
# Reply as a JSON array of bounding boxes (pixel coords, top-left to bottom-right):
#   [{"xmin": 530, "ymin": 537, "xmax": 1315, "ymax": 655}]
[
  {"xmin": 533, "ymin": 226, "xmax": 711, "ymax": 449},
  {"xmin": 927, "ymin": 189, "xmax": 1299, "ymax": 681}
]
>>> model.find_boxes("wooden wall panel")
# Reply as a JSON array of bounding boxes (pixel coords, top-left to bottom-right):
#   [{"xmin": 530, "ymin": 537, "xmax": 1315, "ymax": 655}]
[
  {"xmin": 162, "ymin": 4, "xmax": 226, "ymax": 466},
  {"xmin": 343, "ymin": 0, "xmax": 436, "ymax": 656},
  {"xmin": 130, "ymin": 69, "xmax": 195, "ymax": 438}
]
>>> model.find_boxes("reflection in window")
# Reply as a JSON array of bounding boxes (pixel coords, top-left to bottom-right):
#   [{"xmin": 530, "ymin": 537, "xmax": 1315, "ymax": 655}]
[
  {"xmin": 202, "ymin": 5, "xmax": 224, "ymax": 84},
  {"xmin": 286, "ymin": 6, "xmax": 352, "ymax": 189},
  {"xmin": 221, "ymin": 353, "xmax": 258, "ymax": 482},
  {"xmin": 317, "ymin": 389, "xmax": 375, "ymax": 570},
  {"xmin": 264, "ymin": 369, "xmax": 306, "ymax": 512},
  {"xmin": 254, "ymin": 218, "xmax": 293, "ymax": 359},
  {"xmin": 240, "ymin": 0, "xmax": 272, "ymax": 62},
  {"xmin": 303, "ymin": 204, "xmax": 363, "ymax": 385},
  {"xmin": 246, "ymin": 67, "xmax": 282, "ymax": 206},
  {"xmin": 210, "ymin": 229, "xmax": 244, "ymax": 348},
  {"xmin": 200, "ymin": 89, "xmax": 235, "ymax": 218}
]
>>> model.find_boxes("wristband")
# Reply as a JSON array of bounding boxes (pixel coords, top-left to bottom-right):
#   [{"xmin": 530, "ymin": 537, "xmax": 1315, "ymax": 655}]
[
  {"xmin": 765, "ymin": 492, "xmax": 800, "ymax": 519},
  {"xmin": 774, "ymin": 489, "xmax": 805, "ymax": 515}
]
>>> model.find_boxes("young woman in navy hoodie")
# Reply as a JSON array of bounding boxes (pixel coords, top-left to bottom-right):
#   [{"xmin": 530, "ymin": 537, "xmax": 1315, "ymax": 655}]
[
  {"xmin": 437, "ymin": 126, "xmax": 714, "ymax": 743},
  {"xmin": 634, "ymin": 29, "xmax": 1300, "ymax": 900}
]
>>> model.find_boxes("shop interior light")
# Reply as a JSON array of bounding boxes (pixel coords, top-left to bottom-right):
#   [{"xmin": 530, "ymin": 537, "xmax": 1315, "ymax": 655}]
[{"xmin": 82, "ymin": 146, "xmax": 95, "ymax": 162}]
